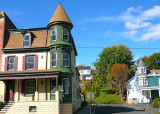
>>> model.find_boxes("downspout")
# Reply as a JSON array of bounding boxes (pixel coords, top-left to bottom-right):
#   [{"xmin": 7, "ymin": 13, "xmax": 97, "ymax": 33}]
[{"xmin": 45, "ymin": 28, "xmax": 48, "ymax": 100}]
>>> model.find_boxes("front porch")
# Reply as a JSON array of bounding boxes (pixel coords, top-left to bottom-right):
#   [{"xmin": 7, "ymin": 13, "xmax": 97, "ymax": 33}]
[{"xmin": 138, "ymin": 89, "xmax": 160, "ymax": 104}]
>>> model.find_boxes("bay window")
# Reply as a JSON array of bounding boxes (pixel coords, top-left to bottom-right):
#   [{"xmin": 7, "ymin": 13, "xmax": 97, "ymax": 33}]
[
  {"xmin": 62, "ymin": 53, "xmax": 70, "ymax": 67},
  {"xmin": 51, "ymin": 27, "xmax": 57, "ymax": 41},
  {"xmin": 62, "ymin": 78, "xmax": 69, "ymax": 94},
  {"xmin": 63, "ymin": 28, "xmax": 69, "ymax": 41},
  {"xmin": 51, "ymin": 53, "xmax": 57, "ymax": 67},
  {"xmin": 139, "ymin": 78, "xmax": 143, "ymax": 86}
]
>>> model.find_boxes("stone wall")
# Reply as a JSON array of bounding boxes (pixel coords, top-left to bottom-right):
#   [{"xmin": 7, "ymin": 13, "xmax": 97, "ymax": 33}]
[{"xmin": 7, "ymin": 101, "xmax": 59, "ymax": 114}]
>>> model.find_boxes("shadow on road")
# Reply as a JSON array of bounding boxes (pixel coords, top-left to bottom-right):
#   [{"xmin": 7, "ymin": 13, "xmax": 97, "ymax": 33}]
[{"xmin": 95, "ymin": 104, "xmax": 144, "ymax": 114}]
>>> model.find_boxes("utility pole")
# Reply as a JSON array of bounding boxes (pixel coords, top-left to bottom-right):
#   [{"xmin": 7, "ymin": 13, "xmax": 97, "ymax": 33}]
[{"xmin": 92, "ymin": 67, "xmax": 94, "ymax": 94}]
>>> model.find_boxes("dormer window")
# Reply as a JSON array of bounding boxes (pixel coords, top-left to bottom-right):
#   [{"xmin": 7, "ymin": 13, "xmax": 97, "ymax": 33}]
[
  {"xmin": 51, "ymin": 27, "xmax": 57, "ymax": 41},
  {"xmin": 23, "ymin": 34, "xmax": 31, "ymax": 47},
  {"xmin": 63, "ymin": 28, "xmax": 69, "ymax": 41}
]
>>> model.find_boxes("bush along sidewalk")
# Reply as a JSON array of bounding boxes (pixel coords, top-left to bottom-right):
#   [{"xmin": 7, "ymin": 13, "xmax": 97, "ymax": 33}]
[{"xmin": 152, "ymin": 98, "xmax": 160, "ymax": 108}]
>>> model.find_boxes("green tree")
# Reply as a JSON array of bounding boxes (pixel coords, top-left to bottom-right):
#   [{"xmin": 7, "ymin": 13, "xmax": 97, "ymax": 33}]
[
  {"xmin": 77, "ymin": 64, "xmax": 85, "ymax": 70},
  {"xmin": 93, "ymin": 45, "xmax": 134, "ymax": 88}
]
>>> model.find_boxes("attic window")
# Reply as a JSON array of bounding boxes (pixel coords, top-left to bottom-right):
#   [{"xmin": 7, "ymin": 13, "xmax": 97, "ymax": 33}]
[
  {"xmin": 23, "ymin": 34, "xmax": 31, "ymax": 47},
  {"xmin": 51, "ymin": 27, "xmax": 57, "ymax": 41}
]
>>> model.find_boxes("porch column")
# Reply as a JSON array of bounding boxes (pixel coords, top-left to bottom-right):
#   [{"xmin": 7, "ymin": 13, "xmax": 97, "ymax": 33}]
[
  {"xmin": 159, "ymin": 90, "xmax": 160, "ymax": 97},
  {"xmin": 14, "ymin": 79, "xmax": 19, "ymax": 101},
  {"xmin": 55, "ymin": 77, "xmax": 59, "ymax": 101},
  {"xmin": 35, "ymin": 78, "xmax": 38, "ymax": 101},
  {"xmin": 56, "ymin": 77, "xmax": 58, "ymax": 90}
]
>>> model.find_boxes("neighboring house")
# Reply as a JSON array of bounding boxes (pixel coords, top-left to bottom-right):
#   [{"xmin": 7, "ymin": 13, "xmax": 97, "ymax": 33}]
[
  {"xmin": 127, "ymin": 58, "xmax": 160, "ymax": 104},
  {"xmin": 79, "ymin": 66, "xmax": 92, "ymax": 81},
  {"xmin": 0, "ymin": 3, "xmax": 81, "ymax": 114}
]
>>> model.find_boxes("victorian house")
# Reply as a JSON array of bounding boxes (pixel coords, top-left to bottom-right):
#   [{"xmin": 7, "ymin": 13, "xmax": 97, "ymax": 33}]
[
  {"xmin": 0, "ymin": 3, "xmax": 81, "ymax": 114},
  {"xmin": 127, "ymin": 58, "xmax": 160, "ymax": 104}
]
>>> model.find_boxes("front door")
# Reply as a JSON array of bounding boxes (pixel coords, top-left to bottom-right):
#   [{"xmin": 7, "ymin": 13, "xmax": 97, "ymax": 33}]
[{"xmin": 6, "ymin": 80, "xmax": 14, "ymax": 101}]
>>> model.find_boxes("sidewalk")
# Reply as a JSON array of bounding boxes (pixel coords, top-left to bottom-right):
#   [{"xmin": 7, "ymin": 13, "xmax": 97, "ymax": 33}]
[
  {"xmin": 75, "ymin": 104, "xmax": 95, "ymax": 114},
  {"xmin": 128, "ymin": 104, "xmax": 160, "ymax": 114}
]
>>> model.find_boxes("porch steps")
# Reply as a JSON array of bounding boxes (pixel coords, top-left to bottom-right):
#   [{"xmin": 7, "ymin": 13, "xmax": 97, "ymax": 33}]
[{"xmin": 0, "ymin": 101, "xmax": 14, "ymax": 114}]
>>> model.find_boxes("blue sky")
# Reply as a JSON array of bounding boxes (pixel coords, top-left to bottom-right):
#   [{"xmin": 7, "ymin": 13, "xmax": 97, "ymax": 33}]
[{"xmin": 1, "ymin": 0, "xmax": 160, "ymax": 66}]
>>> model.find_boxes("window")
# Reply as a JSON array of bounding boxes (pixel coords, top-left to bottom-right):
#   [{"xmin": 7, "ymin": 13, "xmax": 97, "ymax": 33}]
[
  {"xmin": 63, "ymin": 28, "xmax": 69, "ymax": 41},
  {"xmin": 139, "ymin": 78, "xmax": 143, "ymax": 86},
  {"xmin": 51, "ymin": 27, "xmax": 57, "ymax": 41},
  {"xmin": 51, "ymin": 79, "xmax": 56, "ymax": 94},
  {"xmin": 26, "ymin": 56, "xmax": 35, "ymax": 70},
  {"xmin": 144, "ymin": 78, "xmax": 148, "ymax": 85},
  {"xmin": 23, "ymin": 34, "xmax": 30, "ymax": 47},
  {"xmin": 62, "ymin": 78, "xmax": 69, "ymax": 94},
  {"xmin": 138, "ymin": 68, "xmax": 141, "ymax": 73},
  {"xmin": 62, "ymin": 53, "xmax": 70, "ymax": 67},
  {"xmin": 29, "ymin": 106, "xmax": 37, "ymax": 112},
  {"xmin": 8, "ymin": 57, "xmax": 15, "ymax": 71},
  {"xmin": 25, "ymin": 80, "xmax": 35, "ymax": 95},
  {"xmin": 51, "ymin": 53, "xmax": 57, "ymax": 67},
  {"xmin": 144, "ymin": 68, "xmax": 147, "ymax": 73}
]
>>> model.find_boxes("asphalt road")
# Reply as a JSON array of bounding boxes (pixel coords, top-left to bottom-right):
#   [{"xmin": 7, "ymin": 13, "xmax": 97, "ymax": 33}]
[{"xmin": 95, "ymin": 104, "xmax": 154, "ymax": 114}]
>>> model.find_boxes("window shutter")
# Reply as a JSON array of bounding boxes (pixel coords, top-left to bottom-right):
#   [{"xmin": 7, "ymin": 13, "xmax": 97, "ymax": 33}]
[
  {"xmin": 21, "ymin": 80, "xmax": 25, "ymax": 96},
  {"xmin": 4, "ymin": 57, "xmax": 8, "ymax": 71},
  {"xmin": 14, "ymin": 56, "xmax": 18, "ymax": 71},
  {"xmin": 22, "ymin": 56, "xmax": 26, "ymax": 70},
  {"xmin": 35, "ymin": 55, "xmax": 38, "ymax": 70}
]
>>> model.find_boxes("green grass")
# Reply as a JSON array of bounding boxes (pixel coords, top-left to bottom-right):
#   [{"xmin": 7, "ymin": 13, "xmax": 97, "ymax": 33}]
[{"xmin": 94, "ymin": 87, "xmax": 124, "ymax": 104}]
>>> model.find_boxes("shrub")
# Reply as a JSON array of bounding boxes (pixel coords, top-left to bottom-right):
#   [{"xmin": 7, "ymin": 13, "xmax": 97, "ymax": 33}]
[
  {"xmin": 152, "ymin": 98, "xmax": 160, "ymax": 108},
  {"xmin": 81, "ymin": 101, "xmax": 88, "ymax": 107}
]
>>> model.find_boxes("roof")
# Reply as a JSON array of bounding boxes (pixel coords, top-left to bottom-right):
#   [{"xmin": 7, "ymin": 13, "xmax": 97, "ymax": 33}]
[
  {"xmin": 48, "ymin": 3, "xmax": 72, "ymax": 25},
  {"xmin": 0, "ymin": 69, "xmax": 58, "ymax": 75},
  {"xmin": 137, "ymin": 58, "xmax": 146, "ymax": 67},
  {"xmin": 80, "ymin": 66, "xmax": 91, "ymax": 70},
  {"xmin": 148, "ymin": 70, "xmax": 160, "ymax": 75},
  {"xmin": 4, "ymin": 29, "xmax": 50, "ymax": 48}
]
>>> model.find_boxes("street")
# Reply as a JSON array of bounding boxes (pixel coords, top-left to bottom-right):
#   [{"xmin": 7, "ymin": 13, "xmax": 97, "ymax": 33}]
[{"xmin": 95, "ymin": 104, "xmax": 154, "ymax": 114}]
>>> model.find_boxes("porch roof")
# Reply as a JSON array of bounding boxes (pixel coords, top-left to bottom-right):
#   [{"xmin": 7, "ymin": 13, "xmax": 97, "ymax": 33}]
[{"xmin": 0, "ymin": 70, "xmax": 60, "ymax": 80}]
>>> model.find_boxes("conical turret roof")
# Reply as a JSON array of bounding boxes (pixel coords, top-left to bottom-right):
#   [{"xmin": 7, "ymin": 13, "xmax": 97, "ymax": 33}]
[
  {"xmin": 48, "ymin": 3, "xmax": 72, "ymax": 25},
  {"xmin": 138, "ymin": 58, "xmax": 146, "ymax": 67}
]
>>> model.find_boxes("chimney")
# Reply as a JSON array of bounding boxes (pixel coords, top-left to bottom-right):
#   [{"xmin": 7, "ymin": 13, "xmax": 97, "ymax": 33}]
[{"xmin": 0, "ymin": 11, "xmax": 5, "ymax": 71}]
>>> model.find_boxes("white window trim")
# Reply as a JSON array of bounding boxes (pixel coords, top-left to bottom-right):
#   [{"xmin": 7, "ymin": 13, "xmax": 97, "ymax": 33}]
[
  {"xmin": 144, "ymin": 78, "xmax": 148, "ymax": 85},
  {"xmin": 25, "ymin": 80, "xmax": 35, "ymax": 96},
  {"xmin": 51, "ymin": 53, "xmax": 57, "ymax": 67},
  {"xmin": 26, "ymin": 55, "xmax": 35, "ymax": 70},
  {"xmin": 138, "ymin": 68, "xmax": 141, "ymax": 73},
  {"xmin": 139, "ymin": 78, "xmax": 143, "ymax": 86},
  {"xmin": 62, "ymin": 53, "xmax": 70, "ymax": 67},
  {"xmin": 23, "ymin": 34, "xmax": 31, "ymax": 47},
  {"xmin": 62, "ymin": 78, "xmax": 70, "ymax": 94},
  {"xmin": 8, "ymin": 56, "xmax": 15, "ymax": 71},
  {"xmin": 144, "ymin": 68, "xmax": 147, "ymax": 73},
  {"xmin": 51, "ymin": 27, "xmax": 57, "ymax": 42},
  {"xmin": 62, "ymin": 28, "xmax": 69, "ymax": 41}
]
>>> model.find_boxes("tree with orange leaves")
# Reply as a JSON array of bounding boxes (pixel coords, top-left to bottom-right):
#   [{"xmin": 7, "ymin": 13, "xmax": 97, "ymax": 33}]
[{"xmin": 111, "ymin": 63, "xmax": 130, "ymax": 101}]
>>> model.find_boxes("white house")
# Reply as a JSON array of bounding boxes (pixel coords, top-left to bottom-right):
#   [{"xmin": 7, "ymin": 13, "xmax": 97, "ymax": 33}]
[
  {"xmin": 79, "ymin": 66, "xmax": 92, "ymax": 81},
  {"xmin": 127, "ymin": 58, "xmax": 160, "ymax": 104}
]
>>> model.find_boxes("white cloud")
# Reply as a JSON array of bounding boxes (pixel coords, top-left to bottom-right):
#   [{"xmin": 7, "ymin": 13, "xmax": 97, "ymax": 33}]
[{"xmin": 139, "ymin": 24, "xmax": 160, "ymax": 41}]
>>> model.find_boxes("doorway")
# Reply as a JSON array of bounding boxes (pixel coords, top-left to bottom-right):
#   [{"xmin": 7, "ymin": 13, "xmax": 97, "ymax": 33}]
[{"xmin": 6, "ymin": 80, "xmax": 15, "ymax": 101}]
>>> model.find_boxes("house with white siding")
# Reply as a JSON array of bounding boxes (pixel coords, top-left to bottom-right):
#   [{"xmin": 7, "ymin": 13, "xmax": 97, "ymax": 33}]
[
  {"xmin": 127, "ymin": 58, "xmax": 160, "ymax": 104},
  {"xmin": 0, "ymin": 3, "xmax": 81, "ymax": 114}
]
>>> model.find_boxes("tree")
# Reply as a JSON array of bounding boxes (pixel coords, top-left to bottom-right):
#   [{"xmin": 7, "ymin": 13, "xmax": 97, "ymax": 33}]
[
  {"xmin": 93, "ymin": 45, "xmax": 134, "ymax": 88},
  {"xmin": 77, "ymin": 64, "xmax": 85, "ymax": 70},
  {"xmin": 111, "ymin": 63, "xmax": 130, "ymax": 101},
  {"xmin": 137, "ymin": 53, "xmax": 160, "ymax": 70}
]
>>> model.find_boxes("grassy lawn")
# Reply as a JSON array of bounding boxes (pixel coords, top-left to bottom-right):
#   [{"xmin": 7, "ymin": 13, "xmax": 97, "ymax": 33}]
[{"xmin": 94, "ymin": 87, "xmax": 124, "ymax": 104}]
